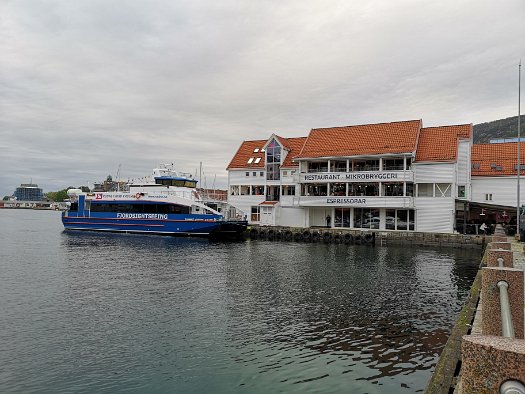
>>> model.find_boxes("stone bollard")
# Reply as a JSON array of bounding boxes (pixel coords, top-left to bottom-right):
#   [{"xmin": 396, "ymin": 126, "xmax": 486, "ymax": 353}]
[
  {"xmin": 481, "ymin": 267, "xmax": 524, "ymax": 339},
  {"xmin": 461, "ymin": 335, "xmax": 525, "ymax": 393},
  {"xmin": 486, "ymin": 249, "xmax": 514, "ymax": 268},
  {"xmin": 489, "ymin": 242, "xmax": 512, "ymax": 250}
]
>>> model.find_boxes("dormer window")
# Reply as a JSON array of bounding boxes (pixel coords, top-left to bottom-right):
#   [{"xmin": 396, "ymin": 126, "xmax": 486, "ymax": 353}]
[
  {"xmin": 254, "ymin": 157, "xmax": 261, "ymax": 164},
  {"xmin": 247, "ymin": 157, "xmax": 254, "ymax": 164},
  {"xmin": 254, "ymin": 148, "xmax": 259, "ymax": 153}
]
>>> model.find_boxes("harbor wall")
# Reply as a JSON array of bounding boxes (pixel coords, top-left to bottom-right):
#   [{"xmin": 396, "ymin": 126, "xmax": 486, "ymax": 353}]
[{"xmin": 246, "ymin": 225, "xmax": 484, "ymax": 248}]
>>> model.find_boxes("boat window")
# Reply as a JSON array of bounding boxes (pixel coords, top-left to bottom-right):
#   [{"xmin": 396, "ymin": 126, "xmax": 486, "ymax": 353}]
[
  {"xmin": 69, "ymin": 202, "xmax": 78, "ymax": 212},
  {"xmin": 90, "ymin": 202, "xmax": 190, "ymax": 214},
  {"xmin": 155, "ymin": 178, "xmax": 196, "ymax": 188}
]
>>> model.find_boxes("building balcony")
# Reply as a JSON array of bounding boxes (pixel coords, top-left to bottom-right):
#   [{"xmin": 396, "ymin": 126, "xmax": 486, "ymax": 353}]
[
  {"xmin": 295, "ymin": 195, "xmax": 414, "ymax": 208},
  {"xmin": 299, "ymin": 170, "xmax": 414, "ymax": 183}
]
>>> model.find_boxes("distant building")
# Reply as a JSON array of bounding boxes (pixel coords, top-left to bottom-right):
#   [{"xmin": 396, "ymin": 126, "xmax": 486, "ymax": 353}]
[{"xmin": 14, "ymin": 183, "xmax": 44, "ymax": 201}]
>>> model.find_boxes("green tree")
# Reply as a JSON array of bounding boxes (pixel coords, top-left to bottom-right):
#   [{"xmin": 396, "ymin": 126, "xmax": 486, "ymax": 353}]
[
  {"xmin": 47, "ymin": 188, "xmax": 70, "ymax": 202},
  {"xmin": 2, "ymin": 196, "xmax": 11, "ymax": 201}
]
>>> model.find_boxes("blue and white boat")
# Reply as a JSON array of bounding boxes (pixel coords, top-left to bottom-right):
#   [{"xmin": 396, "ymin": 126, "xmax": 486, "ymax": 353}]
[{"xmin": 62, "ymin": 165, "xmax": 247, "ymax": 237}]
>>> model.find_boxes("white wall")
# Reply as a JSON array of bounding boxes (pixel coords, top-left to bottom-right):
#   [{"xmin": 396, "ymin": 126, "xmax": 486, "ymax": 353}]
[
  {"xmin": 229, "ymin": 169, "xmax": 266, "ymax": 185},
  {"xmin": 415, "ymin": 197, "xmax": 455, "ymax": 233},
  {"xmin": 277, "ymin": 207, "xmax": 306, "ymax": 227},
  {"xmin": 414, "ymin": 163, "xmax": 456, "ymax": 183},
  {"xmin": 457, "ymin": 140, "xmax": 471, "ymax": 187},
  {"xmin": 471, "ymin": 177, "xmax": 524, "ymax": 207},
  {"xmin": 227, "ymin": 195, "xmax": 265, "ymax": 222}
]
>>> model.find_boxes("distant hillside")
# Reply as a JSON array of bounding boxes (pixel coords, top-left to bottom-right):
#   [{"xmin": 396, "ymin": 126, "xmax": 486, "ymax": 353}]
[{"xmin": 473, "ymin": 115, "xmax": 525, "ymax": 144}]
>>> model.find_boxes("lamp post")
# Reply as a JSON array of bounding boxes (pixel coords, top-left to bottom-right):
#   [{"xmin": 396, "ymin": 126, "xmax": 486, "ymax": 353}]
[{"xmin": 518, "ymin": 60, "xmax": 522, "ymax": 237}]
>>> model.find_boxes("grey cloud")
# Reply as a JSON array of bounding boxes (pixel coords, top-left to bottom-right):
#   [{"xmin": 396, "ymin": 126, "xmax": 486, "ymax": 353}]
[{"xmin": 1, "ymin": 0, "xmax": 524, "ymax": 196}]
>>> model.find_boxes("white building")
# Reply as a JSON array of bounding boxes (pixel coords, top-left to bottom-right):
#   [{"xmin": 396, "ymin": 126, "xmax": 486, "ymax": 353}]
[
  {"xmin": 468, "ymin": 142, "xmax": 525, "ymax": 231},
  {"xmin": 227, "ymin": 120, "xmax": 473, "ymax": 233}
]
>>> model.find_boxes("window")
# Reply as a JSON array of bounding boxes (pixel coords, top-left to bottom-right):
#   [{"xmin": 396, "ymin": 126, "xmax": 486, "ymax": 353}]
[
  {"xmin": 247, "ymin": 158, "xmax": 254, "ymax": 164},
  {"xmin": 240, "ymin": 186, "xmax": 250, "ymax": 195},
  {"xmin": 382, "ymin": 158, "xmax": 404, "ymax": 171},
  {"xmin": 458, "ymin": 185, "xmax": 466, "ymax": 198},
  {"xmin": 382, "ymin": 183, "xmax": 404, "ymax": 196},
  {"xmin": 335, "ymin": 208, "xmax": 351, "ymax": 227},
  {"xmin": 353, "ymin": 183, "xmax": 379, "ymax": 196},
  {"xmin": 331, "ymin": 160, "xmax": 347, "ymax": 172},
  {"xmin": 245, "ymin": 172, "xmax": 249, "ymax": 177},
  {"xmin": 385, "ymin": 209, "xmax": 414, "ymax": 230},
  {"xmin": 90, "ymin": 202, "xmax": 190, "ymax": 214},
  {"xmin": 385, "ymin": 209, "xmax": 396, "ymax": 230},
  {"xmin": 254, "ymin": 158, "xmax": 261, "ymax": 164},
  {"xmin": 406, "ymin": 183, "xmax": 414, "ymax": 197},
  {"xmin": 251, "ymin": 206, "xmax": 260, "ymax": 222},
  {"xmin": 417, "ymin": 183, "xmax": 433, "ymax": 197},
  {"xmin": 304, "ymin": 184, "xmax": 327, "ymax": 196},
  {"xmin": 251, "ymin": 186, "xmax": 264, "ymax": 195},
  {"xmin": 353, "ymin": 159, "xmax": 379, "ymax": 171},
  {"xmin": 396, "ymin": 209, "xmax": 415, "ymax": 231},
  {"xmin": 260, "ymin": 171, "xmax": 264, "ymax": 177},
  {"xmin": 354, "ymin": 208, "xmax": 380, "ymax": 229},
  {"xmin": 435, "ymin": 183, "xmax": 452, "ymax": 197},
  {"xmin": 230, "ymin": 186, "xmax": 240, "ymax": 195},
  {"xmin": 308, "ymin": 162, "xmax": 328, "ymax": 173},
  {"xmin": 266, "ymin": 139, "xmax": 282, "ymax": 181},
  {"xmin": 485, "ymin": 193, "xmax": 493, "ymax": 201},
  {"xmin": 252, "ymin": 172, "xmax": 256, "ymax": 177},
  {"xmin": 472, "ymin": 163, "xmax": 481, "ymax": 170},
  {"xmin": 282, "ymin": 185, "xmax": 295, "ymax": 195},
  {"xmin": 254, "ymin": 148, "xmax": 259, "ymax": 153},
  {"xmin": 283, "ymin": 171, "xmax": 287, "ymax": 176},
  {"xmin": 330, "ymin": 183, "xmax": 346, "ymax": 196}
]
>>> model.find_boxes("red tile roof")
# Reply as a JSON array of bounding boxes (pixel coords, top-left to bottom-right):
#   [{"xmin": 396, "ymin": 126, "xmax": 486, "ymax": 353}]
[
  {"xmin": 294, "ymin": 120, "xmax": 422, "ymax": 159},
  {"xmin": 281, "ymin": 137, "xmax": 307, "ymax": 168},
  {"xmin": 226, "ymin": 139, "xmax": 267, "ymax": 169},
  {"xmin": 415, "ymin": 124, "xmax": 472, "ymax": 162},
  {"xmin": 226, "ymin": 137, "xmax": 307, "ymax": 170},
  {"xmin": 227, "ymin": 120, "xmax": 474, "ymax": 170},
  {"xmin": 472, "ymin": 142, "xmax": 525, "ymax": 176}
]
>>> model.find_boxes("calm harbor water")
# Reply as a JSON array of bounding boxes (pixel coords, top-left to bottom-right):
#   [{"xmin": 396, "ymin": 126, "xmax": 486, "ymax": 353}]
[{"xmin": 0, "ymin": 209, "xmax": 480, "ymax": 393}]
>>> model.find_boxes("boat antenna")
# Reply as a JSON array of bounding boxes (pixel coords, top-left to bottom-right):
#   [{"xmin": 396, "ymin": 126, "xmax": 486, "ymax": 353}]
[
  {"xmin": 116, "ymin": 164, "xmax": 121, "ymax": 192},
  {"xmin": 199, "ymin": 162, "xmax": 202, "ymax": 187}
]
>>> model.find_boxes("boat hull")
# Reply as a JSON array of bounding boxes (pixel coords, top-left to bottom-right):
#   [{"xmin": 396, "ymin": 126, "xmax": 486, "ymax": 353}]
[{"xmin": 62, "ymin": 214, "xmax": 221, "ymax": 236}]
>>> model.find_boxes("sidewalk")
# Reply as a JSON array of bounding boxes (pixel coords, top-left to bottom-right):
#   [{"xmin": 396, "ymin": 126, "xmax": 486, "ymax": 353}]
[{"xmin": 454, "ymin": 235, "xmax": 525, "ymax": 393}]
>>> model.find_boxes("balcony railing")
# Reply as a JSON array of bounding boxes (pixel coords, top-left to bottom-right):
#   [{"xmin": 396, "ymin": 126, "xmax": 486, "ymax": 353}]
[{"xmin": 300, "ymin": 170, "xmax": 414, "ymax": 183}]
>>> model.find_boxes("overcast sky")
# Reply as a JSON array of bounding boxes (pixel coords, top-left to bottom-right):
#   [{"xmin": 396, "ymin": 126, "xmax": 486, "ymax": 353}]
[{"xmin": 1, "ymin": 0, "xmax": 524, "ymax": 196}]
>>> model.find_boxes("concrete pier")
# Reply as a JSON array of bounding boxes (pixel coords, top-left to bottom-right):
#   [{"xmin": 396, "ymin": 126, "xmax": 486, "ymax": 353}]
[{"xmin": 426, "ymin": 232, "xmax": 525, "ymax": 393}]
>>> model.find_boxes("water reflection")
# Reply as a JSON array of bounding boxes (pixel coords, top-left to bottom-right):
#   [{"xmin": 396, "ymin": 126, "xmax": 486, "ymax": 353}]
[
  {"xmin": 223, "ymin": 242, "xmax": 478, "ymax": 392},
  {"xmin": 0, "ymin": 211, "xmax": 480, "ymax": 394}
]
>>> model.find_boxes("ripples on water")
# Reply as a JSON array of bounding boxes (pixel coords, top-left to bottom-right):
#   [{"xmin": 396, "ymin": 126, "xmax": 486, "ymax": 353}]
[{"xmin": 0, "ymin": 210, "xmax": 480, "ymax": 393}]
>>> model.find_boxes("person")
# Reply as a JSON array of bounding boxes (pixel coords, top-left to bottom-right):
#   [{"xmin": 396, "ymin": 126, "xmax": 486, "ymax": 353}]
[
  {"xmin": 480, "ymin": 222, "xmax": 487, "ymax": 235},
  {"xmin": 326, "ymin": 215, "xmax": 331, "ymax": 228}
]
